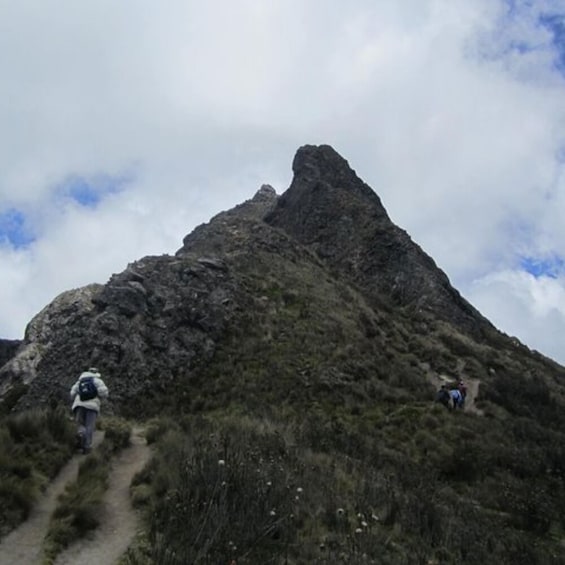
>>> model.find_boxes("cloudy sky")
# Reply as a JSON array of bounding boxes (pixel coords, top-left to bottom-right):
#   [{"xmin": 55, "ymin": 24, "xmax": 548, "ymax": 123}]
[{"xmin": 1, "ymin": 0, "xmax": 565, "ymax": 363}]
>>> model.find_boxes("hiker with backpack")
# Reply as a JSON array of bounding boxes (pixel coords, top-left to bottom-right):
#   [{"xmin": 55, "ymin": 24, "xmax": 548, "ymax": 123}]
[{"xmin": 70, "ymin": 367, "xmax": 109, "ymax": 454}]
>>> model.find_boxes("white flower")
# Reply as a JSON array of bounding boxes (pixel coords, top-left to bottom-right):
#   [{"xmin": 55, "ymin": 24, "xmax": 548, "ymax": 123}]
[
  {"xmin": 336, "ymin": 508, "xmax": 345, "ymax": 517},
  {"xmin": 296, "ymin": 487, "xmax": 303, "ymax": 493},
  {"xmin": 266, "ymin": 481, "xmax": 272, "ymax": 487},
  {"xmin": 218, "ymin": 459, "xmax": 225, "ymax": 466},
  {"xmin": 269, "ymin": 510, "xmax": 276, "ymax": 516},
  {"xmin": 361, "ymin": 521, "xmax": 368, "ymax": 528},
  {"xmin": 355, "ymin": 528, "xmax": 363, "ymax": 534}
]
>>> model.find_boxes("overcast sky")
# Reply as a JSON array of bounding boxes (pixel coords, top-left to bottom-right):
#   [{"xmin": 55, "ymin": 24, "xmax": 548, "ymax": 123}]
[{"xmin": 1, "ymin": 0, "xmax": 565, "ymax": 364}]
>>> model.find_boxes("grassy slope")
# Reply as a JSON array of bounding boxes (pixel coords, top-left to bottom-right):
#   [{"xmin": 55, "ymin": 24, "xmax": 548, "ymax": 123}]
[{"xmin": 122, "ymin": 249, "xmax": 565, "ymax": 564}]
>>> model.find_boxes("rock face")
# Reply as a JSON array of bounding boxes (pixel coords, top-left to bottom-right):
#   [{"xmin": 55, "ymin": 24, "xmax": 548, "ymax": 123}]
[
  {"xmin": 0, "ymin": 144, "xmax": 562, "ymax": 414},
  {"xmin": 0, "ymin": 185, "xmax": 283, "ymax": 411},
  {"xmin": 0, "ymin": 285, "xmax": 102, "ymax": 396}
]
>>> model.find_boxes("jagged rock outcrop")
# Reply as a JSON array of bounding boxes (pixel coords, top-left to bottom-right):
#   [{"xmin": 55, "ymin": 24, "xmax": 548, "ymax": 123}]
[
  {"xmin": 177, "ymin": 183, "xmax": 279, "ymax": 257},
  {"xmin": 0, "ymin": 253, "xmax": 244, "ymax": 410}
]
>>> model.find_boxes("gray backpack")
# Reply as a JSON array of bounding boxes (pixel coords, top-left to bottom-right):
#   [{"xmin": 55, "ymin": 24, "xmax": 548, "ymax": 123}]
[{"xmin": 78, "ymin": 377, "xmax": 98, "ymax": 401}]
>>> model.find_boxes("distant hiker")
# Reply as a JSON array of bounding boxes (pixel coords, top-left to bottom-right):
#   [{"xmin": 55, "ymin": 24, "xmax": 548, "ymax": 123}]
[
  {"xmin": 458, "ymin": 380, "xmax": 468, "ymax": 408},
  {"xmin": 449, "ymin": 388, "xmax": 464, "ymax": 410},
  {"xmin": 70, "ymin": 367, "xmax": 109, "ymax": 454},
  {"xmin": 435, "ymin": 384, "xmax": 450, "ymax": 409}
]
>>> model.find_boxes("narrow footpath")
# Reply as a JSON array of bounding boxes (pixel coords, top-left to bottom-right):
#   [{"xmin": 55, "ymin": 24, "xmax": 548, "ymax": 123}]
[
  {"xmin": 0, "ymin": 426, "xmax": 151, "ymax": 565},
  {"xmin": 54, "ymin": 426, "xmax": 150, "ymax": 565}
]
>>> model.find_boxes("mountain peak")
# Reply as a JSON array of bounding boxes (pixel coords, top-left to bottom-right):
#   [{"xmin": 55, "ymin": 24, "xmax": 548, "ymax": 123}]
[
  {"xmin": 293, "ymin": 144, "xmax": 352, "ymax": 180},
  {"xmin": 290, "ymin": 144, "xmax": 382, "ymax": 202}
]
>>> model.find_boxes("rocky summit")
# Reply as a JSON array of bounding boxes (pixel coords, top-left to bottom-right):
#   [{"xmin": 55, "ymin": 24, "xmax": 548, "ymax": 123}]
[{"xmin": 2, "ymin": 145, "xmax": 565, "ymax": 562}]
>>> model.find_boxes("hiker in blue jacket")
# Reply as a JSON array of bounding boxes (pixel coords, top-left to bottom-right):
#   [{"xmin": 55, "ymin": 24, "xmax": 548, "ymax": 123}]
[
  {"xmin": 449, "ymin": 388, "xmax": 464, "ymax": 410},
  {"xmin": 70, "ymin": 368, "xmax": 109, "ymax": 454}
]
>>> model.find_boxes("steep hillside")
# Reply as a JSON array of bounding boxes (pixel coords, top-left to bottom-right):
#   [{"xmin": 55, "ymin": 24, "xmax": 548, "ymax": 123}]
[{"xmin": 1, "ymin": 145, "xmax": 565, "ymax": 563}]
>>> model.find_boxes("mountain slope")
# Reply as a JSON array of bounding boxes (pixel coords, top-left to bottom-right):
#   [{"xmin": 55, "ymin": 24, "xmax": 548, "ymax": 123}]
[{"xmin": 1, "ymin": 145, "xmax": 565, "ymax": 563}]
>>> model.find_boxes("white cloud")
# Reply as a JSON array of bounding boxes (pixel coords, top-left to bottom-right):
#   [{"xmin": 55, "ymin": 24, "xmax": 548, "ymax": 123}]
[
  {"xmin": 468, "ymin": 269, "xmax": 565, "ymax": 363},
  {"xmin": 1, "ymin": 0, "xmax": 565, "ymax": 364}
]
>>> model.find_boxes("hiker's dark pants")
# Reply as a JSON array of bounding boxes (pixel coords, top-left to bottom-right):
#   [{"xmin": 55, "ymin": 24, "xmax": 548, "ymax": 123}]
[{"xmin": 74, "ymin": 406, "xmax": 98, "ymax": 450}]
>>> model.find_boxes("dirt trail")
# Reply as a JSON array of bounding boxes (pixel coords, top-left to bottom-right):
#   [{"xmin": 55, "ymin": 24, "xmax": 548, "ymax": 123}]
[
  {"xmin": 0, "ymin": 430, "xmax": 105, "ymax": 565},
  {"xmin": 54, "ymin": 426, "xmax": 150, "ymax": 565},
  {"xmin": 464, "ymin": 378, "xmax": 482, "ymax": 414}
]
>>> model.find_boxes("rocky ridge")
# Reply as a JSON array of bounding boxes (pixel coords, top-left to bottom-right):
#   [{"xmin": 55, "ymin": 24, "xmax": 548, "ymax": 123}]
[{"xmin": 0, "ymin": 144, "xmax": 563, "ymax": 415}]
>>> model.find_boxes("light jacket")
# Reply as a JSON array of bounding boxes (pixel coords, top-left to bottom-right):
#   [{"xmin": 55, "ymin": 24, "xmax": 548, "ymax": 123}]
[
  {"xmin": 449, "ymin": 389, "xmax": 462, "ymax": 404},
  {"xmin": 70, "ymin": 371, "xmax": 109, "ymax": 413}
]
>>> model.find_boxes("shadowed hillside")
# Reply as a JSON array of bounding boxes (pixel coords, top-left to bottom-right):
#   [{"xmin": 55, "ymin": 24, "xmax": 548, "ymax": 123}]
[{"xmin": 2, "ymin": 145, "xmax": 565, "ymax": 563}]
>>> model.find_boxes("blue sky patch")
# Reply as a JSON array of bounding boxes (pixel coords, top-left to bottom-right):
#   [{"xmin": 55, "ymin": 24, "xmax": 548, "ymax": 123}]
[
  {"xmin": 68, "ymin": 178, "xmax": 103, "ymax": 206},
  {"xmin": 520, "ymin": 255, "xmax": 565, "ymax": 278},
  {"xmin": 0, "ymin": 208, "xmax": 35, "ymax": 248},
  {"xmin": 60, "ymin": 174, "xmax": 131, "ymax": 208},
  {"xmin": 539, "ymin": 13, "xmax": 565, "ymax": 73}
]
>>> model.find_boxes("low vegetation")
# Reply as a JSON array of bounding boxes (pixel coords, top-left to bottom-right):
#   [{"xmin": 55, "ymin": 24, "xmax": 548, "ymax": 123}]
[
  {"xmin": 0, "ymin": 404, "xmax": 75, "ymax": 537},
  {"xmin": 123, "ymin": 402, "xmax": 565, "ymax": 564},
  {"xmin": 116, "ymin": 250, "xmax": 565, "ymax": 563},
  {"xmin": 4, "ymin": 239, "xmax": 565, "ymax": 563}
]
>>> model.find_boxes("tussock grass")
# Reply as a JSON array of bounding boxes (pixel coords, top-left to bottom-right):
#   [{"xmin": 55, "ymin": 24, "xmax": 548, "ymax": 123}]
[
  {"xmin": 122, "ymin": 404, "xmax": 565, "ymax": 564},
  {"xmin": 0, "ymin": 405, "xmax": 75, "ymax": 537},
  {"xmin": 99, "ymin": 416, "xmax": 133, "ymax": 452}
]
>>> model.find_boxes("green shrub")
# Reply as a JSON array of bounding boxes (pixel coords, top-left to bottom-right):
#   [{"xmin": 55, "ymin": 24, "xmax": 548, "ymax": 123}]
[
  {"xmin": 100, "ymin": 417, "xmax": 132, "ymax": 452},
  {"xmin": 144, "ymin": 417, "xmax": 179, "ymax": 445}
]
